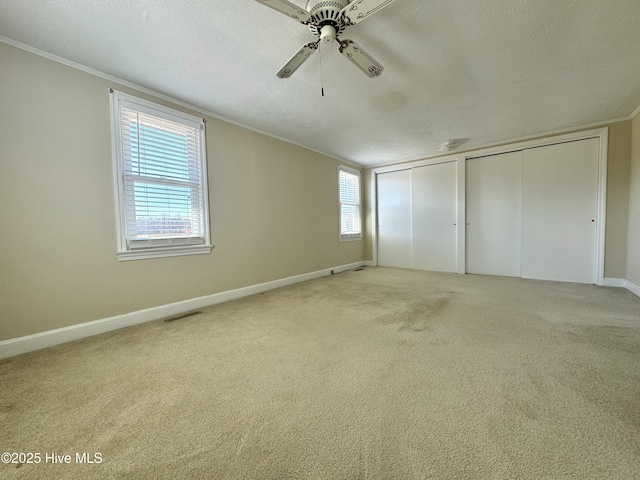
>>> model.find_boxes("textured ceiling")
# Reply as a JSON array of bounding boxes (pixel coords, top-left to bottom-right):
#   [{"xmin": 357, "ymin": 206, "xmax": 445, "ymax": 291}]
[{"xmin": 1, "ymin": 0, "xmax": 640, "ymax": 167}]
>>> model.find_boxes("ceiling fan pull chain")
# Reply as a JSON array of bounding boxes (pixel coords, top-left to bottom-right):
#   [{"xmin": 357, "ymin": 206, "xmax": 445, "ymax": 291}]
[
  {"xmin": 257, "ymin": 0, "xmax": 396, "ymax": 79},
  {"xmin": 319, "ymin": 42, "xmax": 325, "ymax": 97}
]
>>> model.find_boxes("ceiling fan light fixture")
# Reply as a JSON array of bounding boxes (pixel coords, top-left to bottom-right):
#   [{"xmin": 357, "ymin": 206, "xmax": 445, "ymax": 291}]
[
  {"xmin": 256, "ymin": 0, "xmax": 400, "ymax": 78},
  {"xmin": 320, "ymin": 25, "xmax": 337, "ymax": 44}
]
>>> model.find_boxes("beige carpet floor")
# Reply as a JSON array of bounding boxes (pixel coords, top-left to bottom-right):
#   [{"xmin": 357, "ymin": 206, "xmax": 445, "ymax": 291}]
[{"xmin": 1, "ymin": 267, "xmax": 639, "ymax": 479}]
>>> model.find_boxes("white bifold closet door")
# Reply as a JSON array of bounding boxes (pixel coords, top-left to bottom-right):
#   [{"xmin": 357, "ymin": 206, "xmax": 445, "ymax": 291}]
[
  {"xmin": 466, "ymin": 151, "xmax": 523, "ymax": 277},
  {"xmin": 521, "ymin": 139, "xmax": 599, "ymax": 284},
  {"xmin": 377, "ymin": 169, "xmax": 412, "ymax": 268},
  {"xmin": 377, "ymin": 162, "xmax": 457, "ymax": 272},
  {"xmin": 411, "ymin": 162, "xmax": 457, "ymax": 272}
]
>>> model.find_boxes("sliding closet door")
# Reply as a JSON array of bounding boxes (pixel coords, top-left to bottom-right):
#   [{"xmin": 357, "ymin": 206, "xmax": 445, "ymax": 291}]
[
  {"xmin": 377, "ymin": 169, "xmax": 412, "ymax": 268},
  {"xmin": 411, "ymin": 162, "xmax": 457, "ymax": 272},
  {"xmin": 466, "ymin": 152, "xmax": 522, "ymax": 277},
  {"xmin": 521, "ymin": 139, "xmax": 599, "ymax": 284}
]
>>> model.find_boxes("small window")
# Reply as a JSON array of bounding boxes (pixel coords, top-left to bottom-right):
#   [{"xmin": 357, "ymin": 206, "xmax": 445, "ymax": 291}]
[
  {"xmin": 338, "ymin": 165, "xmax": 362, "ymax": 241},
  {"xmin": 110, "ymin": 90, "xmax": 211, "ymax": 260}
]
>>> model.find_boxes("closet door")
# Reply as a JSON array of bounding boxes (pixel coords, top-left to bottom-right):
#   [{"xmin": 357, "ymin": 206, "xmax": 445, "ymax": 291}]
[
  {"xmin": 466, "ymin": 152, "xmax": 522, "ymax": 277},
  {"xmin": 377, "ymin": 169, "xmax": 412, "ymax": 268},
  {"xmin": 411, "ymin": 162, "xmax": 457, "ymax": 272},
  {"xmin": 521, "ymin": 139, "xmax": 599, "ymax": 284}
]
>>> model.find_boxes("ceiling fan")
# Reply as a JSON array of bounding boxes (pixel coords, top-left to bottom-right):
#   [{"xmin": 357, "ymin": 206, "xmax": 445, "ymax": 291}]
[{"xmin": 255, "ymin": 0, "xmax": 399, "ymax": 79}]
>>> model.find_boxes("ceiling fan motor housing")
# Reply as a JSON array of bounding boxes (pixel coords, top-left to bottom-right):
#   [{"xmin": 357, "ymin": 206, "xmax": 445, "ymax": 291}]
[{"xmin": 306, "ymin": 0, "xmax": 350, "ymax": 40}]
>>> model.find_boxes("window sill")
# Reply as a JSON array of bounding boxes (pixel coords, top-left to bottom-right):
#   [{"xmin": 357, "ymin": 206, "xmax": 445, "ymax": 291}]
[
  {"xmin": 117, "ymin": 245, "xmax": 213, "ymax": 261},
  {"xmin": 339, "ymin": 236, "xmax": 362, "ymax": 243}
]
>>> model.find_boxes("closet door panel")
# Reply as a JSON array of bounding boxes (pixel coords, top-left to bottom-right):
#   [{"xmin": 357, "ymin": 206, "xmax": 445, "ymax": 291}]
[
  {"xmin": 377, "ymin": 170, "xmax": 412, "ymax": 268},
  {"xmin": 466, "ymin": 152, "xmax": 522, "ymax": 277},
  {"xmin": 411, "ymin": 162, "xmax": 457, "ymax": 273},
  {"xmin": 521, "ymin": 139, "xmax": 599, "ymax": 284}
]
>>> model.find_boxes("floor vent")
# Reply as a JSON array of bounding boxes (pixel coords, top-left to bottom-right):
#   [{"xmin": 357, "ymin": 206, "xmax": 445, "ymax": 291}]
[{"xmin": 164, "ymin": 311, "xmax": 202, "ymax": 323}]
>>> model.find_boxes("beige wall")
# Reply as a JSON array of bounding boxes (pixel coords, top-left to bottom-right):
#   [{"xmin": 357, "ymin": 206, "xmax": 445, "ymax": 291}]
[
  {"xmin": 363, "ymin": 122, "xmax": 633, "ymax": 280},
  {"xmin": 0, "ymin": 43, "xmax": 364, "ymax": 341},
  {"xmin": 362, "ymin": 168, "xmax": 373, "ymax": 263},
  {"xmin": 605, "ymin": 121, "xmax": 632, "ymax": 278},
  {"xmin": 627, "ymin": 114, "xmax": 640, "ymax": 286}
]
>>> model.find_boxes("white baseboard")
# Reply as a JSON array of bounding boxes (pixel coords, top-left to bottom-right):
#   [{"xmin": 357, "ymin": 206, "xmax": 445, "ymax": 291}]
[
  {"xmin": 602, "ymin": 278, "xmax": 640, "ymax": 298},
  {"xmin": 365, "ymin": 260, "xmax": 376, "ymax": 267},
  {"xmin": 0, "ymin": 261, "xmax": 365, "ymax": 360},
  {"xmin": 625, "ymin": 280, "xmax": 640, "ymax": 298}
]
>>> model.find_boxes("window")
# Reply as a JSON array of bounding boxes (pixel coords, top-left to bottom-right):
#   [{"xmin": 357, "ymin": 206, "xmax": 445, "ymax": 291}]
[
  {"xmin": 110, "ymin": 90, "xmax": 211, "ymax": 260},
  {"xmin": 338, "ymin": 165, "xmax": 362, "ymax": 241}
]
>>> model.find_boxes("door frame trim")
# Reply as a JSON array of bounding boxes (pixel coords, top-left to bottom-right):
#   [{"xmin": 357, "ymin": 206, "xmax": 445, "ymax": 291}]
[{"xmin": 371, "ymin": 127, "xmax": 608, "ymax": 285}]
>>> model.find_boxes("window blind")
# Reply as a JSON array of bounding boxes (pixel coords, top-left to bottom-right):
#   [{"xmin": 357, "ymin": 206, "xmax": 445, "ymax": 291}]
[
  {"xmin": 119, "ymin": 106, "xmax": 205, "ymax": 249},
  {"xmin": 339, "ymin": 167, "xmax": 362, "ymax": 237}
]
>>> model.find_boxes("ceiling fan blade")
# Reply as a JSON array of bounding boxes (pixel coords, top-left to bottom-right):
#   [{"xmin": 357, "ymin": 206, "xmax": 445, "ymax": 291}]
[
  {"xmin": 338, "ymin": 39, "xmax": 383, "ymax": 78},
  {"xmin": 254, "ymin": 0, "xmax": 312, "ymax": 23},
  {"xmin": 277, "ymin": 42, "xmax": 319, "ymax": 78},
  {"xmin": 339, "ymin": 0, "xmax": 398, "ymax": 25}
]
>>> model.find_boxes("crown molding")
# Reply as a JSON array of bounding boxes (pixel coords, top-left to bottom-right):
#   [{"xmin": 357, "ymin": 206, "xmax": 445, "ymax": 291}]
[
  {"xmin": 1, "ymin": 36, "xmax": 635, "ymax": 170},
  {"xmin": 367, "ymin": 116, "xmax": 631, "ymax": 170},
  {"xmin": 0, "ymin": 36, "xmax": 363, "ymax": 169}
]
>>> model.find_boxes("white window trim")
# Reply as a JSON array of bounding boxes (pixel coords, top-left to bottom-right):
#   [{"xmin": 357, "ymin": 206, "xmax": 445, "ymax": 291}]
[
  {"xmin": 109, "ymin": 89, "xmax": 212, "ymax": 261},
  {"xmin": 338, "ymin": 164, "xmax": 363, "ymax": 242}
]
